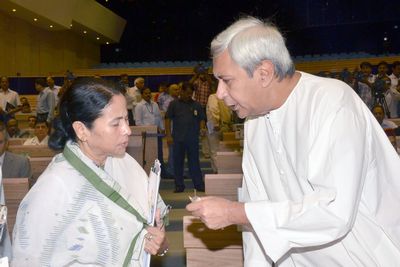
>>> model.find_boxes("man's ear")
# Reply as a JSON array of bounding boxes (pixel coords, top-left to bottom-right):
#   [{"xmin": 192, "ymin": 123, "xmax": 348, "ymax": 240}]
[
  {"xmin": 72, "ymin": 121, "xmax": 88, "ymax": 142},
  {"xmin": 257, "ymin": 60, "xmax": 275, "ymax": 87}
]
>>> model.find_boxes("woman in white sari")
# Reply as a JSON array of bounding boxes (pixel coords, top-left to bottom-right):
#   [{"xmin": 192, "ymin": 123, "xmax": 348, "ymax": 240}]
[{"xmin": 12, "ymin": 78, "xmax": 169, "ymax": 266}]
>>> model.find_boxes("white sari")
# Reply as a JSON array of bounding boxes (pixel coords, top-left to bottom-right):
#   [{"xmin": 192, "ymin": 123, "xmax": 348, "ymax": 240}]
[{"xmin": 12, "ymin": 141, "xmax": 166, "ymax": 266}]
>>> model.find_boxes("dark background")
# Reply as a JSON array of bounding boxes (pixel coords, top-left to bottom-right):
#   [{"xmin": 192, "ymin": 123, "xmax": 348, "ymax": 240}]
[{"xmin": 97, "ymin": 0, "xmax": 400, "ymax": 63}]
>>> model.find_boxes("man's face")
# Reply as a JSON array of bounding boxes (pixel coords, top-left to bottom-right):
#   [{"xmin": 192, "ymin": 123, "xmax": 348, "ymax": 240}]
[
  {"xmin": 361, "ymin": 65, "xmax": 372, "ymax": 76},
  {"xmin": 35, "ymin": 83, "xmax": 43, "ymax": 92},
  {"xmin": 0, "ymin": 131, "xmax": 7, "ymax": 156},
  {"xmin": 136, "ymin": 79, "xmax": 145, "ymax": 90},
  {"xmin": 28, "ymin": 117, "xmax": 37, "ymax": 128},
  {"xmin": 378, "ymin": 64, "xmax": 388, "ymax": 76},
  {"xmin": 121, "ymin": 76, "xmax": 129, "ymax": 85},
  {"xmin": 0, "ymin": 77, "xmax": 9, "ymax": 91},
  {"xmin": 169, "ymin": 85, "xmax": 180, "ymax": 98},
  {"xmin": 6, "ymin": 119, "xmax": 18, "ymax": 136},
  {"xmin": 180, "ymin": 88, "xmax": 193, "ymax": 102},
  {"xmin": 213, "ymin": 50, "xmax": 267, "ymax": 119},
  {"xmin": 393, "ymin": 65, "xmax": 400, "ymax": 76},
  {"xmin": 142, "ymin": 88, "xmax": 152, "ymax": 102},
  {"xmin": 46, "ymin": 77, "xmax": 55, "ymax": 87},
  {"xmin": 372, "ymin": 107, "xmax": 385, "ymax": 125},
  {"xmin": 34, "ymin": 122, "xmax": 49, "ymax": 141}
]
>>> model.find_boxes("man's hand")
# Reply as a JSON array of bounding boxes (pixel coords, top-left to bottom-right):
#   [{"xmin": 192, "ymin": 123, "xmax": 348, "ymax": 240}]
[{"xmin": 186, "ymin": 196, "xmax": 246, "ymax": 230}]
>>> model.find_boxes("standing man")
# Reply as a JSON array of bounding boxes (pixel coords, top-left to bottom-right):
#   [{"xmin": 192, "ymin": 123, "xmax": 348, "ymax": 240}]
[
  {"xmin": 127, "ymin": 77, "xmax": 145, "ymax": 125},
  {"xmin": 389, "ymin": 61, "xmax": 400, "ymax": 118},
  {"xmin": 119, "ymin": 74, "xmax": 134, "ymax": 125},
  {"xmin": 187, "ymin": 17, "xmax": 400, "ymax": 266},
  {"xmin": 46, "ymin": 76, "xmax": 61, "ymax": 106},
  {"xmin": 0, "ymin": 76, "xmax": 21, "ymax": 123},
  {"xmin": 134, "ymin": 88, "xmax": 164, "ymax": 130},
  {"xmin": 190, "ymin": 65, "xmax": 213, "ymax": 158},
  {"xmin": 165, "ymin": 82, "xmax": 206, "ymax": 193},
  {"xmin": 35, "ymin": 78, "xmax": 56, "ymax": 124}
]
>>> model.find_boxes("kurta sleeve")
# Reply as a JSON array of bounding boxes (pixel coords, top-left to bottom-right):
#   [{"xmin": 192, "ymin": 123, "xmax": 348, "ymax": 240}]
[{"xmin": 244, "ymin": 106, "xmax": 369, "ymax": 262}]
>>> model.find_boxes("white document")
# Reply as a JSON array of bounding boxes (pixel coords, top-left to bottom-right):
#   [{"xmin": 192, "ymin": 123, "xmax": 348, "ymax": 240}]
[
  {"xmin": 143, "ymin": 159, "xmax": 161, "ymax": 267},
  {"xmin": 0, "ymin": 257, "xmax": 8, "ymax": 267}
]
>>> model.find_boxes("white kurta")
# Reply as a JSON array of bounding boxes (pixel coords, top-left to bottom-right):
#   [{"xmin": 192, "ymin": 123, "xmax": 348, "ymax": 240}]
[
  {"xmin": 12, "ymin": 143, "xmax": 165, "ymax": 266},
  {"xmin": 22, "ymin": 136, "xmax": 49, "ymax": 146},
  {"xmin": 241, "ymin": 72, "xmax": 400, "ymax": 266}
]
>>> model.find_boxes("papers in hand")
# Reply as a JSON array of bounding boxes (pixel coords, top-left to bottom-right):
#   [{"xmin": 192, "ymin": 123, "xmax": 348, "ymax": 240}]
[
  {"xmin": 144, "ymin": 159, "xmax": 161, "ymax": 267},
  {"xmin": 147, "ymin": 159, "xmax": 161, "ymax": 226},
  {"xmin": 5, "ymin": 102, "xmax": 15, "ymax": 113},
  {"xmin": 0, "ymin": 257, "xmax": 8, "ymax": 267}
]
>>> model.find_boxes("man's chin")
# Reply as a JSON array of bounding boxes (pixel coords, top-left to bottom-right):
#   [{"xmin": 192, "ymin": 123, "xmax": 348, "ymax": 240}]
[{"xmin": 235, "ymin": 110, "xmax": 247, "ymax": 119}]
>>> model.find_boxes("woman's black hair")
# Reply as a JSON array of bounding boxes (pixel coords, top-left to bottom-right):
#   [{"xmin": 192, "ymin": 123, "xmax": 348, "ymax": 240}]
[{"xmin": 48, "ymin": 77, "xmax": 121, "ymax": 150}]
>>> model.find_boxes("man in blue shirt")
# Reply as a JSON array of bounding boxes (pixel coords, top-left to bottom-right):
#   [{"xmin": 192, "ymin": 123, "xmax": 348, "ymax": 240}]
[
  {"xmin": 35, "ymin": 78, "xmax": 55, "ymax": 123},
  {"xmin": 165, "ymin": 82, "xmax": 206, "ymax": 193}
]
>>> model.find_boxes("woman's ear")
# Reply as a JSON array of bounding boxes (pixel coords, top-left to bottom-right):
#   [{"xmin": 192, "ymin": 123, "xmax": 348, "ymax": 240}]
[
  {"xmin": 72, "ymin": 121, "xmax": 88, "ymax": 142},
  {"xmin": 257, "ymin": 60, "xmax": 275, "ymax": 87}
]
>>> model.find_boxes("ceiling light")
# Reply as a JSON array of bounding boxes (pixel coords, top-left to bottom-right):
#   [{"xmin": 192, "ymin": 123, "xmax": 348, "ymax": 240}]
[
  {"xmin": 83, "ymin": 30, "xmax": 87, "ymax": 34},
  {"xmin": 96, "ymin": 37, "xmax": 100, "ymax": 40},
  {"xmin": 106, "ymin": 42, "xmax": 109, "ymax": 45},
  {"xmin": 70, "ymin": 24, "xmax": 73, "ymax": 27},
  {"xmin": 33, "ymin": 18, "xmax": 38, "ymax": 22},
  {"xmin": 12, "ymin": 9, "xmax": 16, "ymax": 12},
  {"xmin": 49, "ymin": 25, "xmax": 53, "ymax": 28}
]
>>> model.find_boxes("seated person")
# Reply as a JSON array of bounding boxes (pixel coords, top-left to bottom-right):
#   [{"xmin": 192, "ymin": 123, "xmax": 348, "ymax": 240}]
[
  {"xmin": 0, "ymin": 128, "xmax": 31, "ymax": 178},
  {"xmin": 20, "ymin": 97, "xmax": 31, "ymax": 113},
  {"xmin": 23, "ymin": 120, "xmax": 50, "ymax": 145},
  {"xmin": 19, "ymin": 115, "xmax": 36, "ymax": 138},
  {"xmin": 6, "ymin": 118, "xmax": 31, "ymax": 138},
  {"xmin": 372, "ymin": 105, "xmax": 399, "ymax": 129},
  {"xmin": 6, "ymin": 118, "xmax": 23, "ymax": 138},
  {"xmin": 0, "ymin": 128, "xmax": 31, "ymax": 259}
]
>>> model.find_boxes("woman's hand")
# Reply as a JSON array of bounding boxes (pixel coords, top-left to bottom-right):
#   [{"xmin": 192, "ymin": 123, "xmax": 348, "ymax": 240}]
[{"xmin": 144, "ymin": 209, "xmax": 169, "ymax": 256}]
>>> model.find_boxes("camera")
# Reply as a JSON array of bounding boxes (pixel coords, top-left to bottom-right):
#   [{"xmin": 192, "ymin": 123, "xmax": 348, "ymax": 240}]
[{"xmin": 194, "ymin": 63, "xmax": 207, "ymax": 74}]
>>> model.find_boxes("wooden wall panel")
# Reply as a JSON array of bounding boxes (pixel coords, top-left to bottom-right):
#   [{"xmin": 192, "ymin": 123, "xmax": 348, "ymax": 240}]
[{"xmin": 0, "ymin": 11, "xmax": 100, "ymax": 76}]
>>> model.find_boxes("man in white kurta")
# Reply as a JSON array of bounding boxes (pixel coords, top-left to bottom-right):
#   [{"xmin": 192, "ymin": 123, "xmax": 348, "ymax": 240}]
[
  {"xmin": 187, "ymin": 17, "xmax": 400, "ymax": 267},
  {"xmin": 12, "ymin": 142, "xmax": 166, "ymax": 266},
  {"xmin": 241, "ymin": 72, "xmax": 400, "ymax": 266}
]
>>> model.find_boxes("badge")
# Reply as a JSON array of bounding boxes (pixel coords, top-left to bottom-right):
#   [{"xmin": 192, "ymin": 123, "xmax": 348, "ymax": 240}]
[{"xmin": 194, "ymin": 109, "xmax": 198, "ymax": 116}]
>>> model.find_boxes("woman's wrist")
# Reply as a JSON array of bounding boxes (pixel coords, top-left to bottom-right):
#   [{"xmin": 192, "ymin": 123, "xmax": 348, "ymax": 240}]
[{"xmin": 157, "ymin": 239, "xmax": 169, "ymax": 256}]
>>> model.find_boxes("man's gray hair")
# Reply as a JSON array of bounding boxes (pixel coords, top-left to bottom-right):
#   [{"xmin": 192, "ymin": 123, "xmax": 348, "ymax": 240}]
[
  {"xmin": 134, "ymin": 77, "xmax": 144, "ymax": 85},
  {"xmin": 211, "ymin": 16, "xmax": 295, "ymax": 80}
]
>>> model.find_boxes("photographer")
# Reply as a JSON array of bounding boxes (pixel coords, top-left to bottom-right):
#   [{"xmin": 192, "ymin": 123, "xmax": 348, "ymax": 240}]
[{"xmin": 190, "ymin": 64, "xmax": 213, "ymax": 158}]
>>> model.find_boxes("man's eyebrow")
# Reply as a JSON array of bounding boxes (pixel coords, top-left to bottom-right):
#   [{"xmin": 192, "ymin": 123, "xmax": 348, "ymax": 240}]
[{"xmin": 214, "ymin": 74, "xmax": 228, "ymax": 79}]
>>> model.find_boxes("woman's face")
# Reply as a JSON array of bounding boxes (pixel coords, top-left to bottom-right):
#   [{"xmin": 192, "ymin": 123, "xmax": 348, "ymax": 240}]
[{"xmin": 82, "ymin": 94, "xmax": 131, "ymax": 162}]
